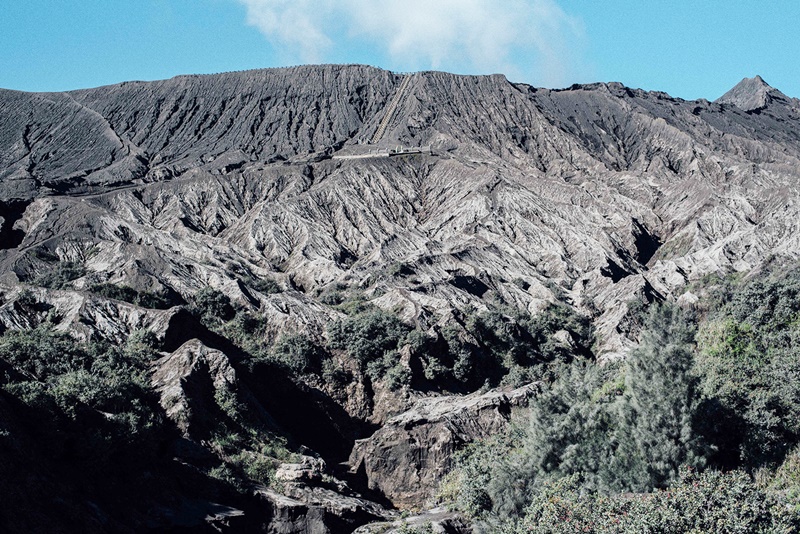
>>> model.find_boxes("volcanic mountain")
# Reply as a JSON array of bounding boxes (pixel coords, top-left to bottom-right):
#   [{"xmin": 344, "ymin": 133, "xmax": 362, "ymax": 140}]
[{"xmin": 1, "ymin": 66, "xmax": 799, "ymax": 532}]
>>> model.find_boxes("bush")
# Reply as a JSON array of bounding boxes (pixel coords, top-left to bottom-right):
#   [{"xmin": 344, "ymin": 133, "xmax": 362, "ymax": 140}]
[
  {"xmin": 268, "ymin": 333, "xmax": 325, "ymax": 375},
  {"xmin": 191, "ymin": 287, "xmax": 235, "ymax": 322},
  {"xmin": 446, "ymin": 304, "xmax": 707, "ymax": 520},
  {"xmin": 245, "ymin": 277, "xmax": 281, "ymax": 295},
  {"xmin": 34, "ymin": 261, "xmax": 86, "ymax": 289},
  {"xmin": 696, "ymin": 268, "xmax": 800, "ymax": 467},
  {"xmin": 89, "ymin": 283, "xmax": 178, "ymax": 309},
  {"xmin": 217, "ymin": 312, "xmax": 270, "ymax": 356},
  {"xmin": 444, "ymin": 268, "xmax": 800, "ymax": 530},
  {"xmin": 421, "ymin": 304, "xmax": 594, "ymax": 391},
  {"xmin": 0, "ymin": 325, "xmax": 164, "ymax": 449},
  {"xmin": 615, "ymin": 304, "xmax": 706, "ymax": 491},
  {"xmin": 0, "ymin": 325, "xmax": 92, "ymax": 379},
  {"xmin": 328, "ymin": 309, "xmax": 411, "ymax": 366},
  {"xmin": 506, "ymin": 468, "xmax": 797, "ymax": 534},
  {"xmin": 441, "ymin": 426, "xmax": 523, "ymax": 518},
  {"xmin": 321, "ymin": 359, "xmax": 351, "ymax": 388}
]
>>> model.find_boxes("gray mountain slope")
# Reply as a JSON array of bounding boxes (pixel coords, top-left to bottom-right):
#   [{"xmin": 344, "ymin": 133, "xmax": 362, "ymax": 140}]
[
  {"xmin": 2, "ymin": 65, "xmax": 800, "ymax": 528},
  {"xmin": 2, "ymin": 65, "xmax": 800, "ymax": 357}
]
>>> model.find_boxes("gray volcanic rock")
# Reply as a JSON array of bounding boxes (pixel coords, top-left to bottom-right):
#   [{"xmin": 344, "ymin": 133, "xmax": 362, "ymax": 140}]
[
  {"xmin": 258, "ymin": 486, "xmax": 387, "ymax": 534},
  {"xmin": 152, "ymin": 338, "xmax": 241, "ymax": 434},
  {"xmin": 3, "ymin": 65, "xmax": 800, "ymax": 358},
  {"xmin": 0, "ymin": 65, "xmax": 397, "ymax": 201}
]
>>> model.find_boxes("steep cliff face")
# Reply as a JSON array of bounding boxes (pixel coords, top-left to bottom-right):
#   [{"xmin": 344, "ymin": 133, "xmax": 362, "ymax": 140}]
[{"xmin": 1, "ymin": 65, "xmax": 800, "ymax": 530}]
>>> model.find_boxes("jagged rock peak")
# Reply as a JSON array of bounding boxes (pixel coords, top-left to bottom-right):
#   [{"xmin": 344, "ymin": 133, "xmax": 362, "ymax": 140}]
[{"xmin": 716, "ymin": 75, "xmax": 779, "ymax": 112}]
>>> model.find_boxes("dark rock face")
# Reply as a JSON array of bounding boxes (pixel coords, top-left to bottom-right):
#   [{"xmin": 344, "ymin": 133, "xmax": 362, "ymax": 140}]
[
  {"xmin": 2, "ymin": 65, "xmax": 800, "ymax": 530},
  {"xmin": 350, "ymin": 385, "xmax": 537, "ymax": 507},
  {"xmin": 257, "ymin": 488, "xmax": 386, "ymax": 534}
]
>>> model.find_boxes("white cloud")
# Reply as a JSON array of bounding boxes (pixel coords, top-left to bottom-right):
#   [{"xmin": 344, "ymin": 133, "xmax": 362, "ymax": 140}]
[
  {"xmin": 238, "ymin": 0, "xmax": 335, "ymax": 63},
  {"xmin": 236, "ymin": 0, "xmax": 586, "ymax": 86}
]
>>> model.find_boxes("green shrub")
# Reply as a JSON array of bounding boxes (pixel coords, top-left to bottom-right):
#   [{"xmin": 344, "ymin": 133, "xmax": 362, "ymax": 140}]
[
  {"xmin": 386, "ymin": 262, "xmax": 415, "ymax": 277},
  {"xmin": 191, "ymin": 287, "xmax": 235, "ymax": 322},
  {"xmin": 328, "ymin": 309, "xmax": 411, "ymax": 366},
  {"xmin": 507, "ymin": 468, "xmax": 797, "ymax": 534},
  {"xmin": 268, "ymin": 333, "xmax": 325, "ymax": 375},
  {"xmin": 321, "ymin": 358, "xmax": 351, "ymax": 388},
  {"xmin": 696, "ymin": 268, "xmax": 800, "ymax": 467},
  {"xmin": 89, "ymin": 283, "xmax": 177, "ymax": 309},
  {"xmin": 34, "ymin": 261, "xmax": 86, "ymax": 289},
  {"xmin": 396, "ymin": 524, "xmax": 434, "ymax": 534},
  {"xmin": 446, "ymin": 304, "xmax": 707, "ymax": 520},
  {"xmin": 0, "ymin": 325, "xmax": 164, "ymax": 453},
  {"xmin": 217, "ymin": 312, "xmax": 270, "ymax": 356},
  {"xmin": 384, "ymin": 361, "xmax": 412, "ymax": 390},
  {"xmin": 245, "ymin": 276, "xmax": 281, "ymax": 295},
  {"xmin": 441, "ymin": 426, "xmax": 523, "ymax": 518},
  {"xmin": 0, "ymin": 325, "xmax": 92, "ymax": 379},
  {"xmin": 419, "ymin": 304, "xmax": 594, "ymax": 391},
  {"xmin": 214, "ymin": 386, "xmax": 247, "ymax": 421},
  {"xmin": 616, "ymin": 304, "xmax": 707, "ymax": 491}
]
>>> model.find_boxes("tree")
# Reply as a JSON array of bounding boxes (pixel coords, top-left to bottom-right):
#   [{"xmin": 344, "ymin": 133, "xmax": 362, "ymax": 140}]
[
  {"xmin": 616, "ymin": 304, "xmax": 707, "ymax": 491},
  {"xmin": 448, "ymin": 304, "xmax": 709, "ymax": 522}
]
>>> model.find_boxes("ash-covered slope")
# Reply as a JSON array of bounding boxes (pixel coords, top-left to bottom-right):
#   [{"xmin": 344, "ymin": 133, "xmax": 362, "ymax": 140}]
[
  {"xmin": 2, "ymin": 65, "xmax": 800, "ymax": 355},
  {"xmin": 2, "ymin": 65, "xmax": 800, "ymax": 531}
]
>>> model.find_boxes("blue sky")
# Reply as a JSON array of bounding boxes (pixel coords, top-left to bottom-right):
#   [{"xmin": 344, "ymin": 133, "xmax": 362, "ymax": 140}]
[{"xmin": 1, "ymin": 0, "xmax": 798, "ymax": 101}]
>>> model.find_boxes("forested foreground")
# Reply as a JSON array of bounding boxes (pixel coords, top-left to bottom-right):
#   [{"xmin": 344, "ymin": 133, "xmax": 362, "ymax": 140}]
[
  {"xmin": 441, "ymin": 267, "xmax": 800, "ymax": 533},
  {"xmin": 2, "ymin": 265, "xmax": 800, "ymax": 532}
]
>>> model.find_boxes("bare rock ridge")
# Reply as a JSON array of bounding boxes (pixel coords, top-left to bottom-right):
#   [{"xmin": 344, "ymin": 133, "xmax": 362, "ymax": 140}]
[{"xmin": 2, "ymin": 64, "xmax": 800, "ymax": 531}]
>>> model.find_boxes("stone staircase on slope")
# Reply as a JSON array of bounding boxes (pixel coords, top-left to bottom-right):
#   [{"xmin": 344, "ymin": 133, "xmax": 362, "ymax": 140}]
[{"xmin": 370, "ymin": 74, "xmax": 413, "ymax": 144}]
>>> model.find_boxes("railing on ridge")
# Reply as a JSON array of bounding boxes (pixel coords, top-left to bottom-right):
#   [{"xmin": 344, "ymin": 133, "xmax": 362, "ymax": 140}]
[{"xmin": 370, "ymin": 74, "xmax": 414, "ymax": 144}]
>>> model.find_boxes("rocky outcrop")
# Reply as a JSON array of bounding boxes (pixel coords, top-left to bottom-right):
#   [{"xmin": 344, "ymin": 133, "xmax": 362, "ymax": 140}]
[
  {"xmin": 349, "ymin": 384, "xmax": 538, "ymax": 507},
  {"xmin": 152, "ymin": 338, "xmax": 240, "ymax": 434},
  {"xmin": 257, "ymin": 487, "xmax": 389, "ymax": 534},
  {"xmin": 0, "ymin": 285, "xmax": 181, "ymax": 342},
  {"xmin": 260, "ymin": 455, "xmax": 389, "ymax": 534},
  {"xmin": 353, "ymin": 508, "xmax": 472, "ymax": 534}
]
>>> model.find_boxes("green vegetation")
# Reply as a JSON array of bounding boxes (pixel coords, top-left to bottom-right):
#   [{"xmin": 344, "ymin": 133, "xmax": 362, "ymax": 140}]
[
  {"xmin": 206, "ymin": 288, "xmax": 596, "ymax": 394},
  {"xmin": 190, "ymin": 286, "xmax": 236, "ymax": 323},
  {"xmin": 503, "ymin": 468, "xmax": 794, "ymax": 534},
  {"xmin": 442, "ymin": 268, "xmax": 800, "ymax": 531},
  {"xmin": 0, "ymin": 319, "xmax": 296, "ymax": 494},
  {"xmin": 268, "ymin": 333, "xmax": 326, "ymax": 375},
  {"xmin": 414, "ymin": 303, "xmax": 594, "ymax": 390},
  {"xmin": 243, "ymin": 276, "xmax": 282, "ymax": 295},
  {"xmin": 8, "ymin": 262, "xmax": 800, "ymax": 530},
  {"xmin": 695, "ymin": 268, "xmax": 800, "ymax": 467},
  {"xmin": 0, "ymin": 326, "xmax": 164, "ymax": 455},
  {"xmin": 445, "ymin": 305, "xmax": 706, "ymax": 519},
  {"xmin": 34, "ymin": 260, "xmax": 87, "ymax": 289},
  {"xmin": 89, "ymin": 282, "xmax": 179, "ymax": 309},
  {"xmin": 328, "ymin": 308, "xmax": 412, "ymax": 387},
  {"xmin": 184, "ymin": 276, "xmax": 597, "ymax": 395},
  {"xmin": 207, "ymin": 418, "xmax": 295, "ymax": 488}
]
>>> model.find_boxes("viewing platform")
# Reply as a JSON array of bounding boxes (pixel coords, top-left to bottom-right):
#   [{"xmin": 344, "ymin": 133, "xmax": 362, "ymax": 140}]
[{"xmin": 332, "ymin": 145, "xmax": 434, "ymax": 160}]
